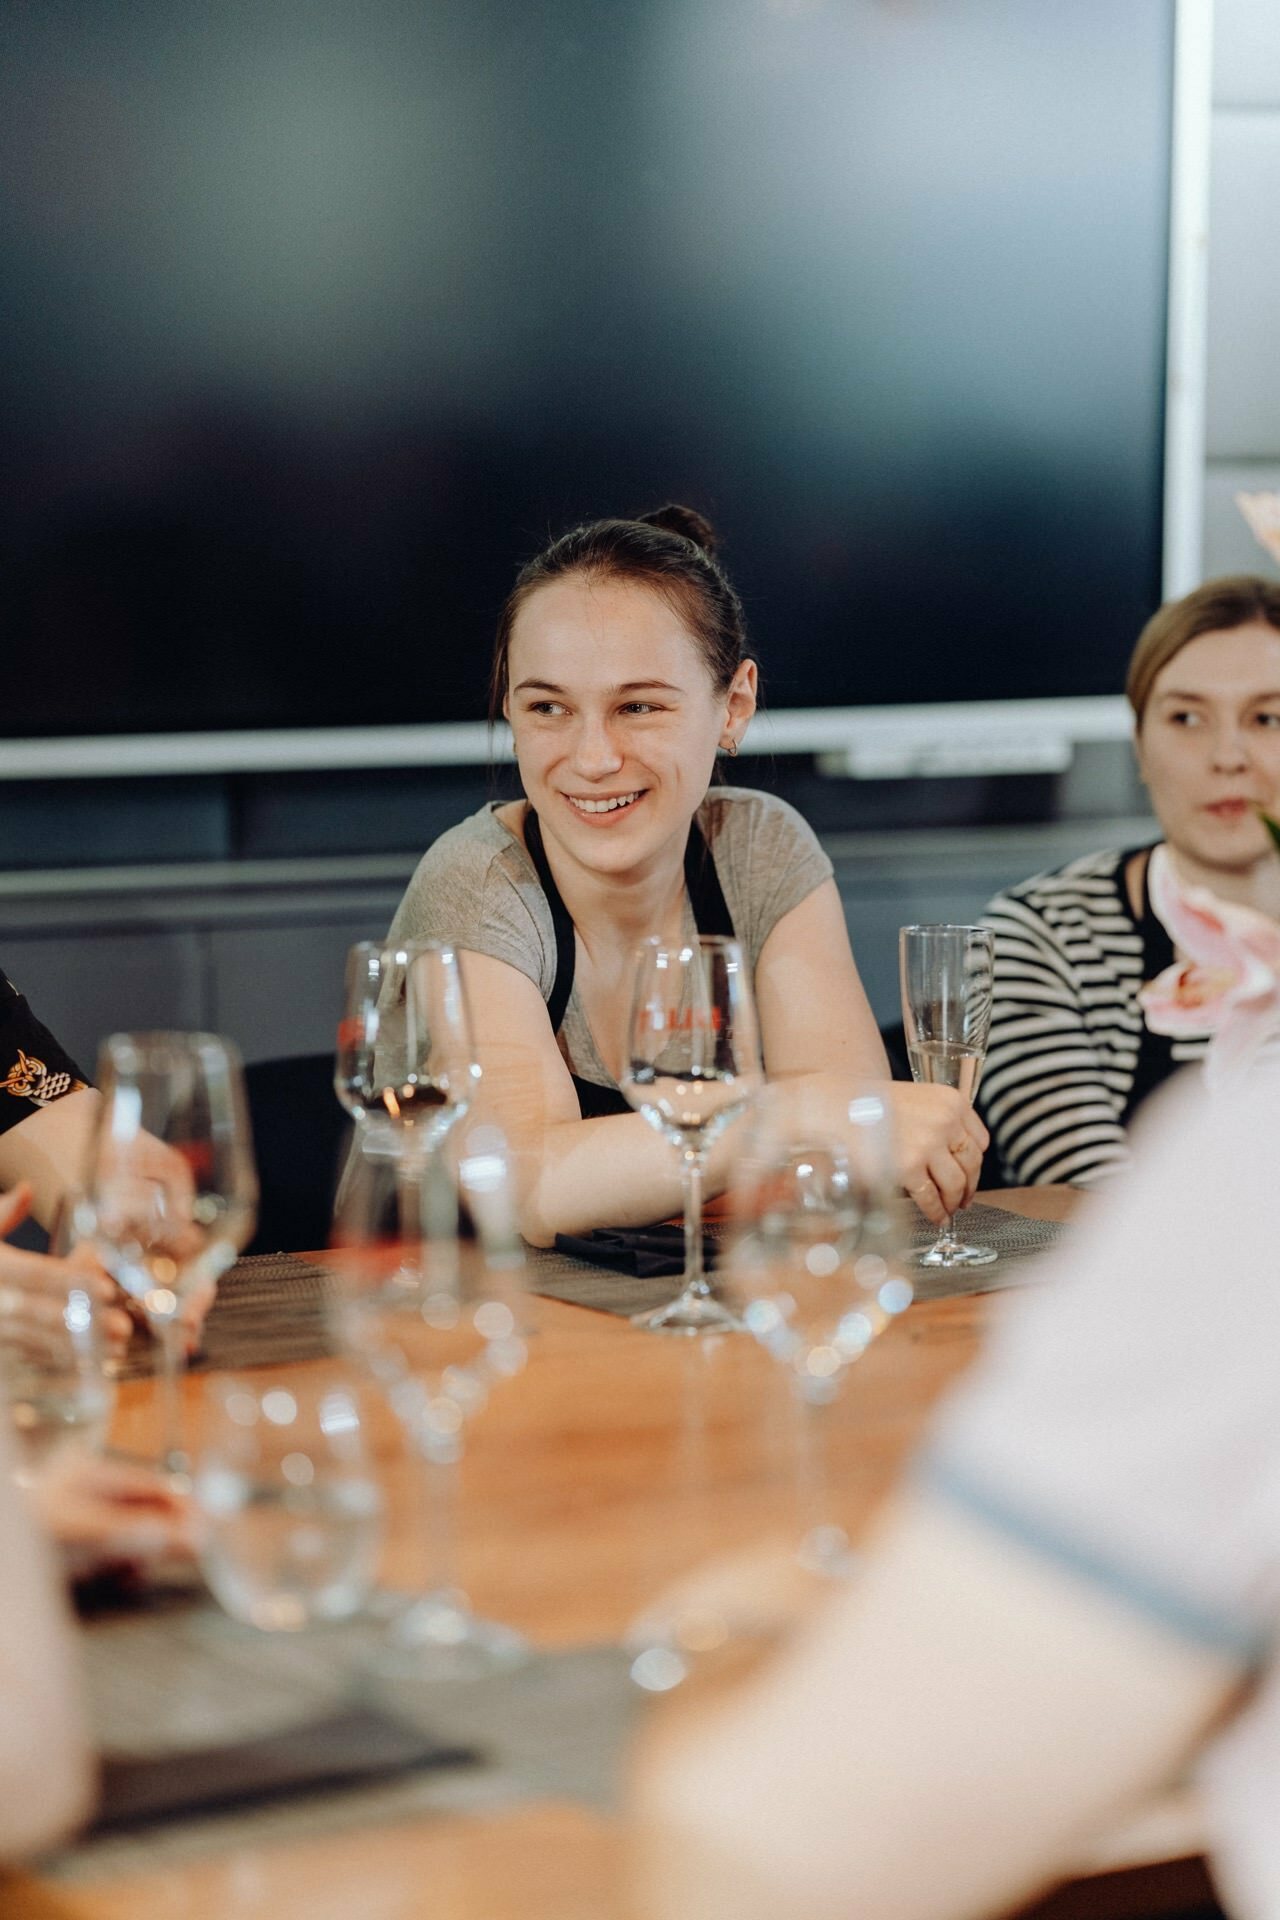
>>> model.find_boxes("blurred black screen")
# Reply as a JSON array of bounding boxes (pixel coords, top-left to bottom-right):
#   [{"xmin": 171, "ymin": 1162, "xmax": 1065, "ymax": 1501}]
[{"xmin": 0, "ymin": 0, "xmax": 1172, "ymax": 739}]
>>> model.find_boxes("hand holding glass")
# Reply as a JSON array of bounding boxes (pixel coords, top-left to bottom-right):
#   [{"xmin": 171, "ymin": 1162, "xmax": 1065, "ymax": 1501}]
[{"xmin": 77, "ymin": 1033, "xmax": 258, "ymax": 1478}]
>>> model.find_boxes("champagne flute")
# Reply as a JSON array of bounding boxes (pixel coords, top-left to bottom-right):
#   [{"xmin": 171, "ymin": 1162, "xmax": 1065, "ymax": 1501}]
[
  {"xmin": 331, "ymin": 1117, "xmax": 529, "ymax": 1682},
  {"xmin": 620, "ymin": 936, "xmax": 762, "ymax": 1335},
  {"xmin": 727, "ymin": 1086, "xmax": 911, "ymax": 1575},
  {"xmin": 899, "ymin": 924, "xmax": 995, "ymax": 1268},
  {"xmin": 77, "ymin": 1032, "xmax": 258, "ymax": 1479}
]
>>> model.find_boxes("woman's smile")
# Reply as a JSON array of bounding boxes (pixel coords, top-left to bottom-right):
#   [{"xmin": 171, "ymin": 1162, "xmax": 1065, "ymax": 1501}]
[{"xmin": 562, "ymin": 789, "xmax": 647, "ymax": 821}]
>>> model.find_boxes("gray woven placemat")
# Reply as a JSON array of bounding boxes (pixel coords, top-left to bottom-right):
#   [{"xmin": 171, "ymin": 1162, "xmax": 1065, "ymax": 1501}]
[
  {"xmin": 525, "ymin": 1202, "xmax": 1066, "ymax": 1319},
  {"xmin": 48, "ymin": 1593, "xmax": 637, "ymax": 1880},
  {"xmin": 118, "ymin": 1254, "xmax": 341, "ymax": 1380},
  {"xmin": 116, "ymin": 1202, "xmax": 1067, "ymax": 1379}
]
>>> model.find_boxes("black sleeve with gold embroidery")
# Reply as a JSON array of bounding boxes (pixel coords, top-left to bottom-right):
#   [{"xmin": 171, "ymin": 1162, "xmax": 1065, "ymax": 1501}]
[{"xmin": 0, "ymin": 970, "xmax": 89, "ymax": 1135}]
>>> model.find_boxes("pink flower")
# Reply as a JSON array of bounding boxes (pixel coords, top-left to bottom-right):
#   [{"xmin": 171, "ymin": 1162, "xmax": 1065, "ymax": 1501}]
[{"xmin": 1140, "ymin": 845, "xmax": 1280, "ymax": 1086}]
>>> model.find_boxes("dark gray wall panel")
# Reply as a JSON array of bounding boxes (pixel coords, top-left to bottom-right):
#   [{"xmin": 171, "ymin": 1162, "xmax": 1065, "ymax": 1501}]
[
  {"xmin": 208, "ymin": 919, "xmax": 391, "ymax": 1065},
  {"xmin": 2, "ymin": 931, "xmax": 206, "ymax": 1076}
]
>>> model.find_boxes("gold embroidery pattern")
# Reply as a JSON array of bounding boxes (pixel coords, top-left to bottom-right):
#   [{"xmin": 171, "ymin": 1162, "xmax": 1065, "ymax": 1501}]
[{"xmin": 1, "ymin": 1049, "xmax": 85, "ymax": 1106}]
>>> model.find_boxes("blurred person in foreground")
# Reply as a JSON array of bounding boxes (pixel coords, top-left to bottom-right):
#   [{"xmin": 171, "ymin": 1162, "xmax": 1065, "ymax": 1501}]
[
  {"xmin": 636, "ymin": 1063, "xmax": 1280, "ymax": 1919},
  {"xmin": 0, "ymin": 1406, "xmax": 94, "ymax": 1857},
  {"xmin": 981, "ymin": 574, "xmax": 1280, "ymax": 1187}
]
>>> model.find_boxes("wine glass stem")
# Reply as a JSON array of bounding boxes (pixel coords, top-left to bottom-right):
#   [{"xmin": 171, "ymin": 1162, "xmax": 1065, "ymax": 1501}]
[
  {"xmin": 151, "ymin": 1310, "xmax": 187, "ymax": 1479},
  {"xmin": 795, "ymin": 1381, "xmax": 833, "ymax": 1547},
  {"xmin": 419, "ymin": 1414, "xmax": 465, "ymax": 1608},
  {"xmin": 680, "ymin": 1150, "xmax": 709, "ymax": 1299}
]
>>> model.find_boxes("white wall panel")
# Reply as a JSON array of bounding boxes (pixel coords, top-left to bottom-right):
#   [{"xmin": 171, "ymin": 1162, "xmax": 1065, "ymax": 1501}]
[
  {"xmin": 1204, "ymin": 113, "xmax": 1280, "ymax": 457},
  {"xmin": 1214, "ymin": 0, "xmax": 1280, "ymax": 108}
]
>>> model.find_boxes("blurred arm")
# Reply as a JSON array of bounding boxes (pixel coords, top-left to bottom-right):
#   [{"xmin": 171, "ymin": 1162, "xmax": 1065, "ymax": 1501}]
[
  {"xmin": 635, "ymin": 1489, "xmax": 1240, "ymax": 1920},
  {"xmin": 0, "ymin": 1421, "xmax": 93, "ymax": 1857},
  {"xmin": 0, "ymin": 1087, "xmax": 100, "ymax": 1229}
]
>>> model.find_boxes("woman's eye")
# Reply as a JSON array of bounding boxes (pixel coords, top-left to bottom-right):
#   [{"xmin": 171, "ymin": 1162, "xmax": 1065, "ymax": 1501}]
[
  {"xmin": 1168, "ymin": 709, "xmax": 1200, "ymax": 727},
  {"xmin": 1254, "ymin": 711, "xmax": 1280, "ymax": 729},
  {"xmin": 527, "ymin": 700, "xmax": 566, "ymax": 717},
  {"xmin": 620, "ymin": 701, "xmax": 657, "ymax": 716}
]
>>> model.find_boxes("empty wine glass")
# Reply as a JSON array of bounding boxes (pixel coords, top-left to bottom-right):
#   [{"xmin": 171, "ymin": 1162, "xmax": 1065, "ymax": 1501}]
[
  {"xmin": 195, "ymin": 1370, "xmax": 384, "ymax": 1632},
  {"xmin": 335, "ymin": 940, "xmax": 478, "ymax": 1149},
  {"xmin": 76, "ymin": 1032, "xmax": 258, "ymax": 1480},
  {"xmin": 620, "ymin": 936, "xmax": 762, "ymax": 1334},
  {"xmin": 331, "ymin": 1117, "xmax": 529, "ymax": 1681},
  {"xmin": 899, "ymin": 924, "xmax": 996, "ymax": 1269},
  {"xmin": 726, "ymin": 1087, "xmax": 911, "ymax": 1575}
]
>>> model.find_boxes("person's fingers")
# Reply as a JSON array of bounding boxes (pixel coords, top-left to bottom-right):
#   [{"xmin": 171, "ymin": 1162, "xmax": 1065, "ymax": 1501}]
[
  {"xmin": 924, "ymin": 1145, "xmax": 968, "ymax": 1217},
  {"xmin": 0, "ymin": 1182, "xmax": 33, "ymax": 1239},
  {"xmin": 905, "ymin": 1176, "xmax": 947, "ymax": 1226},
  {"xmin": 66, "ymin": 1455, "xmax": 189, "ymax": 1512}
]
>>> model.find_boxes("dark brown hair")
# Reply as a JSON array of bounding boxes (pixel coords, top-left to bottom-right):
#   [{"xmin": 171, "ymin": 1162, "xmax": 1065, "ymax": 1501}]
[
  {"xmin": 489, "ymin": 504, "xmax": 750, "ymax": 719},
  {"xmin": 1127, "ymin": 574, "xmax": 1280, "ymax": 723}
]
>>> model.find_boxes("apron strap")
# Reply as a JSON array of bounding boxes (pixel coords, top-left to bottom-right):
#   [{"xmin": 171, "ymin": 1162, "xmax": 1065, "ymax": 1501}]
[{"xmin": 524, "ymin": 809, "xmax": 736, "ymax": 1038}]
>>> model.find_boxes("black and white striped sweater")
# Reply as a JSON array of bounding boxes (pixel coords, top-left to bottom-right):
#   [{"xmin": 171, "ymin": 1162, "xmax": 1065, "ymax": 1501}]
[{"xmin": 979, "ymin": 847, "xmax": 1210, "ymax": 1188}]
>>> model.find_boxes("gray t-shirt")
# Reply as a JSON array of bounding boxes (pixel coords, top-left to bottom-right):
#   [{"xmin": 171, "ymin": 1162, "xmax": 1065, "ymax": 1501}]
[{"xmin": 387, "ymin": 786, "xmax": 833, "ymax": 1094}]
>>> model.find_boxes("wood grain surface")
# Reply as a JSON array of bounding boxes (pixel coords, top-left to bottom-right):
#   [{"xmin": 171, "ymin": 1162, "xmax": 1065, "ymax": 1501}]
[{"xmin": 2, "ymin": 1185, "xmax": 1208, "ymax": 1920}]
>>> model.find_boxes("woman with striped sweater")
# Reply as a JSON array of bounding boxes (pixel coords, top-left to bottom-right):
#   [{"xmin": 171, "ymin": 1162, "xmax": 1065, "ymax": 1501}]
[{"xmin": 981, "ymin": 575, "xmax": 1280, "ymax": 1187}]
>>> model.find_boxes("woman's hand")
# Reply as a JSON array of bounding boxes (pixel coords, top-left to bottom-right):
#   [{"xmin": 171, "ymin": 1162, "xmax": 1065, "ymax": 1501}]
[
  {"xmin": 0, "ymin": 1185, "xmax": 132, "ymax": 1358},
  {"xmin": 29, "ymin": 1452, "xmax": 196, "ymax": 1584},
  {"xmin": 883, "ymin": 1084, "xmax": 988, "ymax": 1223}
]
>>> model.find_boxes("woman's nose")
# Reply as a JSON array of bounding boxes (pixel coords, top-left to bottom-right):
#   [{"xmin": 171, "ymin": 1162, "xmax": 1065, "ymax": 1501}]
[
  {"xmin": 570, "ymin": 715, "xmax": 624, "ymax": 777},
  {"xmin": 1210, "ymin": 723, "xmax": 1249, "ymax": 771}
]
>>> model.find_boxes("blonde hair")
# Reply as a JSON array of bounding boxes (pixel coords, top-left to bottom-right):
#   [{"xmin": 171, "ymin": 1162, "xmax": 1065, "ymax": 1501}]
[{"xmin": 1127, "ymin": 575, "xmax": 1280, "ymax": 725}]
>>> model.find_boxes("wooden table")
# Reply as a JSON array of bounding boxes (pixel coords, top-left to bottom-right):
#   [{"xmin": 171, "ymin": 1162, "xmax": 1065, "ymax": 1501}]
[{"xmin": 1, "ymin": 1188, "xmax": 1216, "ymax": 1920}]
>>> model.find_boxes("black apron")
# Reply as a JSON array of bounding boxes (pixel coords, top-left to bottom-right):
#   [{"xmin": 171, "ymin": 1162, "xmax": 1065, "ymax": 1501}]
[
  {"xmin": 523, "ymin": 810, "xmax": 736, "ymax": 1119},
  {"xmin": 1122, "ymin": 844, "xmax": 1182, "ymax": 1126}
]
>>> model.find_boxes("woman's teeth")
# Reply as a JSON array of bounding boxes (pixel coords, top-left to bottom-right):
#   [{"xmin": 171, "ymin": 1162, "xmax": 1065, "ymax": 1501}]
[{"xmin": 567, "ymin": 792, "xmax": 641, "ymax": 814}]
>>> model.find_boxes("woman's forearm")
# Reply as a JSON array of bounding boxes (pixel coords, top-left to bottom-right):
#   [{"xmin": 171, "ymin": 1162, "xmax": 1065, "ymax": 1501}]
[{"xmin": 516, "ymin": 1109, "xmax": 747, "ymax": 1246}]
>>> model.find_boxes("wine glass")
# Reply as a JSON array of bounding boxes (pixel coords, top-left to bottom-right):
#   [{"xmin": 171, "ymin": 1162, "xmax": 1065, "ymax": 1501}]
[
  {"xmin": 620, "ymin": 936, "xmax": 762, "ymax": 1335},
  {"xmin": 76, "ymin": 1032, "xmax": 258, "ymax": 1480},
  {"xmin": 899, "ymin": 924, "xmax": 995, "ymax": 1268},
  {"xmin": 0, "ymin": 1219, "xmax": 114, "ymax": 1487},
  {"xmin": 335, "ymin": 939, "xmax": 478, "ymax": 1150},
  {"xmin": 726, "ymin": 1086, "xmax": 911, "ymax": 1576},
  {"xmin": 194, "ymin": 1369, "xmax": 384, "ymax": 1632},
  {"xmin": 331, "ymin": 1116, "xmax": 529, "ymax": 1682}
]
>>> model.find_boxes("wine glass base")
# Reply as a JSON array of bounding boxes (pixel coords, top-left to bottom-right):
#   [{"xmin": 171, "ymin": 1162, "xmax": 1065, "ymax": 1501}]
[
  {"xmin": 631, "ymin": 1291, "xmax": 742, "ymax": 1336},
  {"xmin": 380, "ymin": 1592, "xmax": 529, "ymax": 1683},
  {"xmin": 910, "ymin": 1240, "xmax": 998, "ymax": 1270}
]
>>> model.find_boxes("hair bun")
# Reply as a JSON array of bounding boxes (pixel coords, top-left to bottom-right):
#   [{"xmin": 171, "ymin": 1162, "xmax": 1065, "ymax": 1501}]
[{"xmin": 638, "ymin": 503, "xmax": 718, "ymax": 556}]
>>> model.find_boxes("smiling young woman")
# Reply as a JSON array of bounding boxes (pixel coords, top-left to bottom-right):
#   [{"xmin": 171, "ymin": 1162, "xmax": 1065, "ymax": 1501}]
[
  {"xmin": 385, "ymin": 506, "xmax": 985, "ymax": 1245},
  {"xmin": 981, "ymin": 574, "xmax": 1280, "ymax": 1189}
]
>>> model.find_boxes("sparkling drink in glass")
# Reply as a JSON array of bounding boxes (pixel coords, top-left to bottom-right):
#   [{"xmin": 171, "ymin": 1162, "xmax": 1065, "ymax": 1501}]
[{"xmin": 899, "ymin": 925, "xmax": 995, "ymax": 1268}]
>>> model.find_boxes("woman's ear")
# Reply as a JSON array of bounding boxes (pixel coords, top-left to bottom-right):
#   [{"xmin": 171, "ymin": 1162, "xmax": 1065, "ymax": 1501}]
[{"xmin": 723, "ymin": 659, "xmax": 758, "ymax": 742}]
